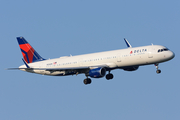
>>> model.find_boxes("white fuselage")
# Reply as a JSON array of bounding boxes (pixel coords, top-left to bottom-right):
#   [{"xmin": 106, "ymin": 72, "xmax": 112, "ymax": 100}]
[{"xmin": 19, "ymin": 45, "xmax": 175, "ymax": 76}]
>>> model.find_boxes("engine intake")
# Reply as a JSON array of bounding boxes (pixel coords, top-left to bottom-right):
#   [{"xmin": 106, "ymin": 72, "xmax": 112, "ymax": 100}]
[{"xmin": 89, "ymin": 67, "xmax": 106, "ymax": 78}]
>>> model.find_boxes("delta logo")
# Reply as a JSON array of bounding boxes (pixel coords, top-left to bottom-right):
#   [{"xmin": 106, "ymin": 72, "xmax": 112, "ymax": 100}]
[{"xmin": 130, "ymin": 49, "xmax": 147, "ymax": 54}]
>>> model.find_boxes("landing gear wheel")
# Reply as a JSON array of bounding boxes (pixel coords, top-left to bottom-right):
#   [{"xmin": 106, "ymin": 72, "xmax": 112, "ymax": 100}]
[
  {"xmin": 83, "ymin": 78, "xmax": 92, "ymax": 85},
  {"xmin": 106, "ymin": 73, "xmax": 114, "ymax": 80},
  {"xmin": 155, "ymin": 63, "xmax": 161, "ymax": 74},
  {"xmin": 156, "ymin": 70, "xmax": 161, "ymax": 74}
]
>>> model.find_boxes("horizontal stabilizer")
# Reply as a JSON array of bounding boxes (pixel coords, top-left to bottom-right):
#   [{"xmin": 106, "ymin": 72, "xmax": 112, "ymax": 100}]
[{"xmin": 6, "ymin": 68, "xmax": 33, "ymax": 70}]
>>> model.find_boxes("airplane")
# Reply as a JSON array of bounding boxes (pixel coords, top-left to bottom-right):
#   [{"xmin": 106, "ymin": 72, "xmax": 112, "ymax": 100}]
[{"xmin": 8, "ymin": 37, "xmax": 175, "ymax": 85}]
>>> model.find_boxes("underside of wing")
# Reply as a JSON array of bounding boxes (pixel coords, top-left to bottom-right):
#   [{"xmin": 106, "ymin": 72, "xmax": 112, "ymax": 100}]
[{"xmin": 7, "ymin": 63, "xmax": 114, "ymax": 72}]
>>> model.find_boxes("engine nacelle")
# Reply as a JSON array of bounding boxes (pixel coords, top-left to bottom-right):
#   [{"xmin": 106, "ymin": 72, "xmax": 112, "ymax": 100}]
[
  {"xmin": 123, "ymin": 66, "xmax": 139, "ymax": 71},
  {"xmin": 88, "ymin": 67, "xmax": 106, "ymax": 78}
]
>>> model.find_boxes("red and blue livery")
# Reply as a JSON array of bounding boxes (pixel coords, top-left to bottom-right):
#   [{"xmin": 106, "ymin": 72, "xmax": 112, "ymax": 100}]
[{"xmin": 17, "ymin": 37, "xmax": 45, "ymax": 63}]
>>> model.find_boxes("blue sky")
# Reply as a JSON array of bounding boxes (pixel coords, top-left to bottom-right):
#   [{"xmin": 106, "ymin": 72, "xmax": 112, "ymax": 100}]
[{"xmin": 0, "ymin": 0, "xmax": 179, "ymax": 120}]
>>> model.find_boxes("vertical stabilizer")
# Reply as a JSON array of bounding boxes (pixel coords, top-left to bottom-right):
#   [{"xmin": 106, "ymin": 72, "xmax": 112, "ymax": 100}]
[{"xmin": 17, "ymin": 37, "xmax": 45, "ymax": 63}]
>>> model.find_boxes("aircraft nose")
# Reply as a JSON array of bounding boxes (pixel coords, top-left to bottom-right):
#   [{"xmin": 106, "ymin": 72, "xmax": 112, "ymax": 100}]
[
  {"xmin": 172, "ymin": 51, "xmax": 175, "ymax": 58},
  {"xmin": 169, "ymin": 51, "xmax": 175, "ymax": 60}
]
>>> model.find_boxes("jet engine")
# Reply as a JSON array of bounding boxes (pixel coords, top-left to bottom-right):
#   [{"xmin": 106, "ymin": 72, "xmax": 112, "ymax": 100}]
[
  {"xmin": 123, "ymin": 66, "xmax": 139, "ymax": 71},
  {"xmin": 88, "ymin": 67, "xmax": 106, "ymax": 78}
]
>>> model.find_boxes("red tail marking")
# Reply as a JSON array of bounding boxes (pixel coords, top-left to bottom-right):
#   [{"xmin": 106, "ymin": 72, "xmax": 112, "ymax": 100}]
[
  {"xmin": 27, "ymin": 48, "xmax": 35, "ymax": 63},
  {"xmin": 19, "ymin": 43, "xmax": 35, "ymax": 63},
  {"xmin": 22, "ymin": 52, "xmax": 28, "ymax": 63}
]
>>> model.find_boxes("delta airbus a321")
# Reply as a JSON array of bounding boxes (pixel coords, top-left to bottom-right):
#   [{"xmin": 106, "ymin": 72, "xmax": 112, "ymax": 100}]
[{"xmin": 8, "ymin": 37, "xmax": 175, "ymax": 85}]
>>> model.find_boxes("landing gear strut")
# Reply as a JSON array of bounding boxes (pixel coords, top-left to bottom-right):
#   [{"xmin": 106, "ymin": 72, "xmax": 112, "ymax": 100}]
[
  {"xmin": 83, "ymin": 78, "xmax": 92, "ymax": 85},
  {"xmin": 106, "ymin": 71, "xmax": 114, "ymax": 80},
  {"xmin": 155, "ymin": 63, "xmax": 161, "ymax": 74}
]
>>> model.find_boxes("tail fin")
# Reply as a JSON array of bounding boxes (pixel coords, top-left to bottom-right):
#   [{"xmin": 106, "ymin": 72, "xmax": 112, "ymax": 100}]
[{"xmin": 17, "ymin": 37, "xmax": 45, "ymax": 63}]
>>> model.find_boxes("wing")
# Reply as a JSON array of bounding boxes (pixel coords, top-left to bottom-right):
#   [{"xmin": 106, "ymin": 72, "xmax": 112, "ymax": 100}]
[
  {"xmin": 7, "ymin": 66, "xmax": 89, "ymax": 71},
  {"xmin": 7, "ymin": 63, "xmax": 116, "ymax": 72}
]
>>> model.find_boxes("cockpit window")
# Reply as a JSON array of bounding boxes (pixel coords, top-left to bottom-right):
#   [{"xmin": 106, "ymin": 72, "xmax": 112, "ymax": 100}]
[
  {"xmin": 158, "ymin": 48, "xmax": 169, "ymax": 52},
  {"xmin": 163, "ymin": 48, "xmax": 169, "ymax": 51}
]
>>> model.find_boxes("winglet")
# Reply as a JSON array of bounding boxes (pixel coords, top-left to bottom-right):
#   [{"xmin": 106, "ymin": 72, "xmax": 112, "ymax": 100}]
[{"xmin": 124, "ymin": 38, "xmax": 132, "ymax": 48}]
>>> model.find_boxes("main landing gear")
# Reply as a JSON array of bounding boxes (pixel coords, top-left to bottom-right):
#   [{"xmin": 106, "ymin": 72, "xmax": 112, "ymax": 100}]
[
  {"xmin": 106, "ymin": 71, "xmax": 114, "ymax": 80},
  {"xmin": 83, "ymin": 78, "xmax": 92, "ymax": 85},
  {"xmin": 83, "ymin": 71, "xmax": 114, "ymax": 85},
  {"xmin": 155, "ymin": 63, "xmax": 161, "ymax": 74}
]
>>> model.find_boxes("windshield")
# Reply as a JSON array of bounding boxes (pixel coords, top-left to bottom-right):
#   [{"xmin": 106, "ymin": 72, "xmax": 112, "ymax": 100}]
[{"xmin": 158, "ymin": 48, "xmax": 169, "ymax": 52}]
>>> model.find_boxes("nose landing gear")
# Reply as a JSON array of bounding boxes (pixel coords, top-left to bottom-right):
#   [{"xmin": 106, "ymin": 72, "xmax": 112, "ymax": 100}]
[{"xmin": 155, "ymin": 63, "xmax": 161, "ymax": 74}]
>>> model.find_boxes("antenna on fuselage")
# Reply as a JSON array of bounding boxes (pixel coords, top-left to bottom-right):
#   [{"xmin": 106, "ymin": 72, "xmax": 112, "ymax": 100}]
[{"xmin": 124, "ymin": 38, "xmax": 132, "ymax": 48}]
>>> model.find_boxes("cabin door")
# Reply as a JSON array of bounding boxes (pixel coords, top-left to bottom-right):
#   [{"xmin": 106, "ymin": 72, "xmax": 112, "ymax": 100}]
[
  {"xmin": 117, "ymin": 54, "xmax": 121, "ymax": 62},
  {"xmin": 148, "ymin": 48, "xmax": 154, "ymax": 58}
]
